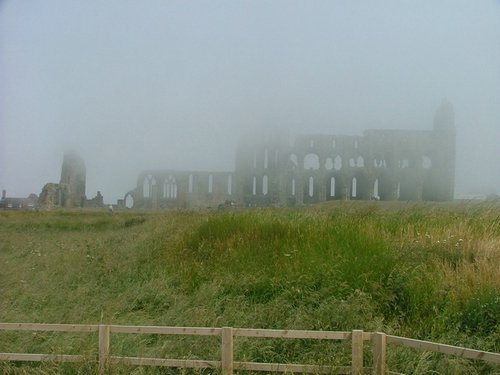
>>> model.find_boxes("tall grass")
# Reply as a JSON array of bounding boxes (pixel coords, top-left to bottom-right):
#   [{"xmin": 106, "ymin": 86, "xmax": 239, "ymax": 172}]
[{"xmin": 0, "ymin": 201, "xmax": 499, "ymax": 374}]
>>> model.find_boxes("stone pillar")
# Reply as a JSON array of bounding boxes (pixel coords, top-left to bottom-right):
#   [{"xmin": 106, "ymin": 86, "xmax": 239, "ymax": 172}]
[
  {"xmin": 296, "ymin": 176, "xmax": 304, "ymax": 205},
  {"xmin": 318, "ymin": 174, "xmax": 327, "ymax": 202}
]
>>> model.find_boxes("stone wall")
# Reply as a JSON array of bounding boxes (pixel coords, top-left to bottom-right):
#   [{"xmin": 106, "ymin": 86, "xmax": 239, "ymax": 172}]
[
  {"xmin": 124, "ymin": 171, "xmax": 235, "ymax": 210},
  {"xmin": 237, "ymin": 101, "xmax": 455, "ymax": 206},
  {"xmin": 125, "ymin": 102, "xmax": 456, "ymax": 209},
  {"xmin": 38, "ymin": 152, "xmax": 88, "ymax": 209},
  {"xmin": 59, "ymin": 151, "xmax": 86, "ymax": 207}
]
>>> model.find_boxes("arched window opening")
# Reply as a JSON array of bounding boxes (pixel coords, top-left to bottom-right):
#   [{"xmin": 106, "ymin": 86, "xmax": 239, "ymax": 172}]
[
  {"xmin": 125, "ymin": 194, "xmax": 134, "ymax": 209},
  {"xmin": 188, "ymin": 174, "xmax": 194, "ymax": 193},
  {"xmin": 396, "ymin": 182, "xmax": 401, "ymax": 199},
  {"xmin": 422, "ymin": 156, "xmax": 432, "ymax": 169},
  {"xmin": 264, "ymin": 149, "xmax": 269, "ymax": 169},
  {"xmin": 357, "ymin": 156, "xmax": 364, "ymax": 167},
  {"xmin": 374, "ymin": 159, "xmax": 387, "ymax": 168},
  {"xmin": 325, "ymin": 157, "xmax": 334, "ymax": 170},
  {"xmin": 262, "ymin": 175, "xmax": 268, "ymax": 195},
  {"xmin": 400, "ymin": 159, "xmax": 409, "ymax": 168},
  {"xmin": 143, "ymin": 175, "xmax": 156, "ymax": 198},
  {"xmin": 304, "ymin": 153, "xmax": 320, "ymax": 170},
  {"xmin": 349, "ymin": 158, "xmax": 356, "ymax": 168},
  {"xmin": 143, "ymin": 178, "xmax": 150, "ymax": 198},
  {"xmin": 227, "ymin": 175, "xmax": 232, "ymax": 195},
  {"xmin": 351, "ymin": 177, "xmax": 357, "ymax": 198},
  {"xmin": 373, "ymin": 179, "xmax": 379, "ymax": 199},
  {"xmin": 308, "ymin": 176, "xmax": 314, "ymax": 197},
  {"xmin": 208, "ymin": 174, "xmax": 213, "ymax": 193},
  {"xmin": 163, "ymin": 175, "xmax": 177, "ymax": 199},
  {"xmin": 334, "ymin": 155, "xmax": 342, "ymax": 170},
  {"xmin": 291, "ymin": 178, "xmax": 296, "ymax": 196},
  {"xmin": 289, "ymin": 154, "xmax": 298, "ymax": 168},
  {"xmin": 252, "ymin": 177, "xmax": 257, "ymax": 195},
  {"xmin": 330, "ymin": 177, "xmax": 336, "ymax": 197}
]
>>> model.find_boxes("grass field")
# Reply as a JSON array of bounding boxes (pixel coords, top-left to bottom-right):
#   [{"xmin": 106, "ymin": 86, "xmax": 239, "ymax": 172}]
[{"xmin": 0, "ymin": 201, "xmax": 499, "ymax": 374}]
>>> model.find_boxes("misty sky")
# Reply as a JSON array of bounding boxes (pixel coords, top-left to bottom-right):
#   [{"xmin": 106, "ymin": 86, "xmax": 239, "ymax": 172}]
[{"xmin": 1, "ymin": 1, "xmax": 499, "ymax": 203}]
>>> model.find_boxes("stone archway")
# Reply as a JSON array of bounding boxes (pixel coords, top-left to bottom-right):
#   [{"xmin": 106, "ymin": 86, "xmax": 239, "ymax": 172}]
[{"xmin": 124, "ymin": 193, "xmax": 134, "ymax": 209}]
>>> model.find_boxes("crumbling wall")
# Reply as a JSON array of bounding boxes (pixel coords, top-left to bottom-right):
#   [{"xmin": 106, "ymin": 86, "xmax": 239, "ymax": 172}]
[
  {"xmin": 59, "ymin": 151, "xmax": 86, "ymax": 207},
  {"xmin": 38, "ymin": 152, "xmax": 88, "ymax": 209},
  {"xmin": 38, "ymin": 183, "xmax": 62, "ymax": 209},
  {"xmin": 126, "ymin": 102, "xmax": 456, "ymax": 209},
  {"xmin": 236, "ymin": 101, "xmax": 456, "ymax": 206},
  {"xmin": 85, "ymin": 191, "xmax": 104, "ymax": 208},
  {"xmin": 127, "ymin": 171, "xmax": 236, "ymax": 210}
]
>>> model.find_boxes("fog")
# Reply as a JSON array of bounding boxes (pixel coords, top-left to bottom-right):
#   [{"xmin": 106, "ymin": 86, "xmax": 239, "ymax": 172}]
[{"xmin": 1, "ymin": 1, "xmax": 499, "ymax": 203}]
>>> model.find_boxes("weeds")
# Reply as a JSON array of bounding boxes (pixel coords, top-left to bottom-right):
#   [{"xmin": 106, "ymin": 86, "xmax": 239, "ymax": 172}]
[{"xmin": 0, "ymin": 201, "xmax": 499, "ymax": 373}]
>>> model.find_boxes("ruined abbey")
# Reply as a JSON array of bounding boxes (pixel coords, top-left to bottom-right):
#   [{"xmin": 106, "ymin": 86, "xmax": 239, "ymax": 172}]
[
  {"xmin": 121, "ymin": 101, "xmax": 456, "ymax": 209},
  {"xmin": 38, "ymin": 151, "xmax": 104, "ymax": 209}
]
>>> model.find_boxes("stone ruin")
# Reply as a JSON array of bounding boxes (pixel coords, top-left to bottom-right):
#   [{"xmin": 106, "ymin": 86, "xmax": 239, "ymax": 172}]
[
  {"xmin": 38, "ymin": 151, "xmax": 103, "ymax": 209},
  {"xmin": 37, "ymin": 183, "xmax": 62, "ymax": 210},
  {"xmin": 121, "ymin": 101, "xmax": 456, "ymax": 209}
]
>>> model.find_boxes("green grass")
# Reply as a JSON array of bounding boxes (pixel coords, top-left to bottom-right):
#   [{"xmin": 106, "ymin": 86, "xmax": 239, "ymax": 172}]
[{"xmin": 0, "ymin": 201, "xmax": 499, "ymax": 374}]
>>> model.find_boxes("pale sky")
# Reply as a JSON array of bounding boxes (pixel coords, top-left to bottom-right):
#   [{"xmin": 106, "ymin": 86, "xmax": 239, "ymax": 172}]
[{"xmin": 1, "ymin": 1, "xmax": 499, "ymax": 202}]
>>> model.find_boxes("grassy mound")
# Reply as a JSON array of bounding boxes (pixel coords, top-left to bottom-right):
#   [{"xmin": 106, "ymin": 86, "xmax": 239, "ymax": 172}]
[{"xmin": 0, "ymin": 202, "xmax": 499, "ymax": 373}]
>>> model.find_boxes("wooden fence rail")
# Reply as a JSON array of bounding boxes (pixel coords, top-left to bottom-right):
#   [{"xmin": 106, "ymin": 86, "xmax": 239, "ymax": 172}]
[{"xmin": 0, "ymin": 323, "xmax": 499, "ymax": 374}]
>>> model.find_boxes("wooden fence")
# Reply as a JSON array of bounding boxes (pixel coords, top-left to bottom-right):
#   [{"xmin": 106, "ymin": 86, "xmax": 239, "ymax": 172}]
[{"xmin": 0, "ymin": 323, "xmax": 499, "ymax": 374}]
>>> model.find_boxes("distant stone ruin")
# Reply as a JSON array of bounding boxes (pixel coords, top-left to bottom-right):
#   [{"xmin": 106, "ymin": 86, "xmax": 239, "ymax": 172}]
[
  {"xmin": 59, "ymin": 151, "xmax": 87, "ymax": 207},
  {"xmin": 0, "ymin": 190, "xmax": 38, "ymax": 210},
  {"xmin": 39, "ymin": 151, "xmax": 103, "ymax": 209},
  {"xmin": 37, "ymin": 182, "xmax": 61, "ymax": 209},
  {"xmin": 122, "ymin": 101, "xmax": 456, "ymax": 209}
]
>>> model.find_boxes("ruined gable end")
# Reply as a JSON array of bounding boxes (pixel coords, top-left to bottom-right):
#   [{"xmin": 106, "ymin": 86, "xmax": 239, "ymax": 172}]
[{"xmin": 59, "ymin": 151, "xmax": 87, "ymax": 208}]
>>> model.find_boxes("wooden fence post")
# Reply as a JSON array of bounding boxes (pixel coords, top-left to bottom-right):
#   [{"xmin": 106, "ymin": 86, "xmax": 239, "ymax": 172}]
[
  {"xmin": 352, "ymin": 330, "xmax": 363, "ymax": 375},
  {"xmin": 372, "ymin": 332, "xmax": 386, "ymax": 375},
  {"xmin": 99, "ymin": 324, "xmax": 110, "ymax": 374},
  {"xmin": 221, "ymin": 327, "xmax": 233, "ymax": 375}
]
